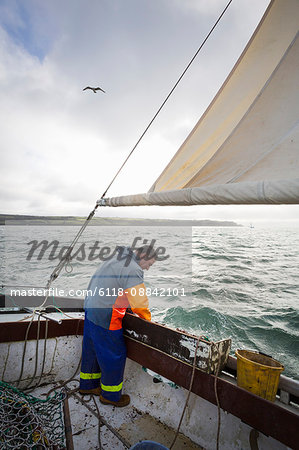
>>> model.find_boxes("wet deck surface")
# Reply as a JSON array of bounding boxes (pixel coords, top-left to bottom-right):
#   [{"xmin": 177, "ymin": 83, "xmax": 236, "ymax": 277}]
[{"xmin": 33, "ymin": 381, "xmax": 203, "ymax": 449}]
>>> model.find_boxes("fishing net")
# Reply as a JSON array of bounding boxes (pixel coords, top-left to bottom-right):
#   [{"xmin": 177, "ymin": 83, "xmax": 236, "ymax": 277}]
[{"xmin": 0, "ymin": 381, "xmax": 66, "ymax": 449}]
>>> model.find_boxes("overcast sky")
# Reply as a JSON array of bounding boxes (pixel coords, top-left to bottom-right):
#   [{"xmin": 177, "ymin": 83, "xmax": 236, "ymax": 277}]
[{"xmin": 0, "ymin": 0, "xmax": 298, "ymax": 225}]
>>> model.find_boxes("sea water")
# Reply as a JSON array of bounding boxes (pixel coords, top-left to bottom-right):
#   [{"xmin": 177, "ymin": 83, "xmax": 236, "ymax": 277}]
[{"xmin": 1, "ymin": 224, "xmax": 298, "ymax": 379}]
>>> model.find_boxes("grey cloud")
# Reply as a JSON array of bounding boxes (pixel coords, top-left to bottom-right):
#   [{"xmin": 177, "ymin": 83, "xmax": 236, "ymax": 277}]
[{"xmin": 3, "ymin": 0, "xmax": 288, "ymax": 222}]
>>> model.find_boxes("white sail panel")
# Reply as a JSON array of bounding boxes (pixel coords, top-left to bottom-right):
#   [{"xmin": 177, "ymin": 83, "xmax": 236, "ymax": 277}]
[
  {"xmin": 149, "ymin": 0, "xmax": 299, "ymax": 192},
  {"xmin": 183, "ymin": 32, "xmax": 299, "ymax": 187},
  {"xmin": 104, "ymin": 0, "xmax": 299, "ymax": 207}
]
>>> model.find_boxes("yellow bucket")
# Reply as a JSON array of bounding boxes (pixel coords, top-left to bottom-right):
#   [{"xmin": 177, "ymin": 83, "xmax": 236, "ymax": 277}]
[{"xmin": 235, "ymin": 349, "xmax": 284, "ymax": 402}]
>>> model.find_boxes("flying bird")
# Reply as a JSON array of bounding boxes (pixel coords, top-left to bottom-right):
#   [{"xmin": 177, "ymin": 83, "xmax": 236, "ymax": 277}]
[{"xmin": 83, "ymin": 86, "xmax": 105, "ymax": 93}]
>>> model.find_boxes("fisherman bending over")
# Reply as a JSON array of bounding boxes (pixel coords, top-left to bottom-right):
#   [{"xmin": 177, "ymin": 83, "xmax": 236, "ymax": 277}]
[{"xmin": 79, "ymin": 244, "xmax": 157, "ymax": 407}]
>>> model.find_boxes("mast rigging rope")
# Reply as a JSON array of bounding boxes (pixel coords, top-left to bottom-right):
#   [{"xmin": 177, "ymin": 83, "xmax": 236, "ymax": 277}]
[{"xmin": 101, "ymin": 0, "xmax": 233, "ymax": 199}]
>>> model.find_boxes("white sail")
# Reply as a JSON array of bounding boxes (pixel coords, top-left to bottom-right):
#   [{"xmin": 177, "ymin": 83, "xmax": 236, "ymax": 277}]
[{"xmin": 104, "ymin": 0, "xmax": 299, "ymax": 207}]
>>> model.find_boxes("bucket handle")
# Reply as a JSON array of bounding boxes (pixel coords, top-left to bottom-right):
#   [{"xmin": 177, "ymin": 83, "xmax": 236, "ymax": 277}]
[{"xmin": 258, "ymin": 351, "xmax": 272, "ymax": 359}]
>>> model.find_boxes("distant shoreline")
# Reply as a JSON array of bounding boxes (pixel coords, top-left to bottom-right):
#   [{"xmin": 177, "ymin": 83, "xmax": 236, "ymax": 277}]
[{"xmin": 0, "ymin": 214, "xmax": 242, "ymax": 227}]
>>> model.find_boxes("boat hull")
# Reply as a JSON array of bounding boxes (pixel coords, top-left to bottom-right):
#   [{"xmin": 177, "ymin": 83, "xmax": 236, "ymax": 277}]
[{"xmin": 0, "ymin": 311, "xmax": 298, "ymax": 449}]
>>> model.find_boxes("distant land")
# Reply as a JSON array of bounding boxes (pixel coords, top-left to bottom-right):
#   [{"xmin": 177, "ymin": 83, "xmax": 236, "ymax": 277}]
[{"xmin": 0, "ymin": 214, "xmax": 241, "ymax": 227}]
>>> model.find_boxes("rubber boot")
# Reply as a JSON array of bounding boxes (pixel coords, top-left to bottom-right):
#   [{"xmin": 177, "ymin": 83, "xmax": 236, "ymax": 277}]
[
  {"xmin": 99, "ymin": 394, "xmax": 130, "ymax": 407},
  {"xmin": 79, "ymin": 386, "xmax": 101, "ymax": 396}
]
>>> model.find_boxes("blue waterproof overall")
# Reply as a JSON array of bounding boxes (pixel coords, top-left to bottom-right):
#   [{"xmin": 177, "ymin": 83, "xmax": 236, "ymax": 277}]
[{"xmin": 80, "ymin": 315, "xmax": 126, "ymax": 401}]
